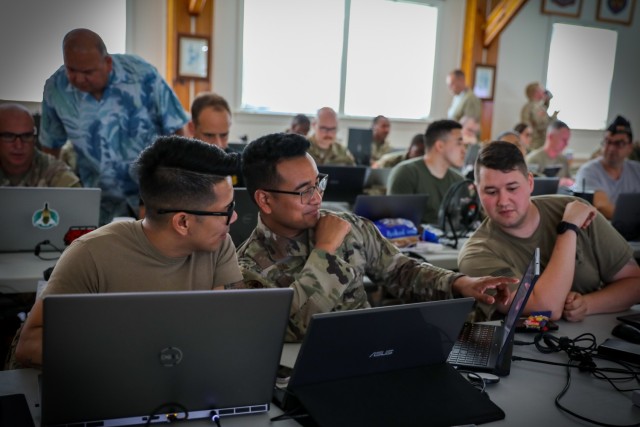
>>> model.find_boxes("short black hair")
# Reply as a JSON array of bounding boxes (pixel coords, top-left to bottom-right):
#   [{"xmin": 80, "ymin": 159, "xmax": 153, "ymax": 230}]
[
  {"xmin": 190, "ymin": 92, "xmax": 231, "ymax": 126},
  {"xmin": 475, "ymin": 141, "xmax": 528, "ymax": 182},
  {"xmin": 424, "ymin": 119, "xmax": 462, "ymax": 150},
  {"xmin": 242, "ymin": 133, "xmax": 310, "ymax": 204},
  {"xmin": 547, "ymin": 119, "xmax": 569, "ymax": 133},
  {"xmin": 291, "ymin": 113, "xmax": 310, "ymax": 127},
  {"xmin": 136, "ymin": 135, "xmax": 240, "ymax": 221}
]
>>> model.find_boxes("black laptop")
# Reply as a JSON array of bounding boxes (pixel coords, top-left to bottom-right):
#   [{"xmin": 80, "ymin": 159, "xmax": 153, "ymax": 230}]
[
  {"xmin": 282, "ymin": 298, "xmax": 505, "ymax": 427},
  {"xmin": 347, "ymin": 128, "xmax": 373, "ymax": 166},
  {"xmin": 531, "ymin": 177, "xmax": 560, "ymax": 196},
  {"xmin": 447, "ymin": 248, "xmax": 541, "ymax": 376},
  {"xmin": 611, "ymin": 193, "xmax": 640, "ymax": 241},
  {"xmin": 317, "ymin": 165, "xmax": 368, "ymax": 204},
  {"xmin": 229, "ymin": 187, "xmax": 259, "ymax": 247},
  {"xmin": 353, "ymin": 194, "xmax": 428, "ymax": 227}
]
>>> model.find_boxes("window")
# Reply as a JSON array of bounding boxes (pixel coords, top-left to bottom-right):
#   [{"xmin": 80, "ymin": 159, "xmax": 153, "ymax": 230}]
[
  {"xmin": 241, "ymin": 0, "xmax": 438, "ymax": 119},
  {"xmin": 546, "ymin": 23, "xmax": 617, "ymax": 130}
]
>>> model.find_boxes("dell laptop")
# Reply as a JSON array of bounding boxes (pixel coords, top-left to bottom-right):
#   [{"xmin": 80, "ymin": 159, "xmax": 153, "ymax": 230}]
[
  {"xmin": 0, "ymin": 187, "xmax": 100, "ymax": 252},
  {"xmin": 447, "ymin": 248, "xmax": 541, "ymax": 376},
  {"xmin": 282, "ymin": 298, "xmax": 505, "ymax": 427},
  {"xmin": 41, "ymin": 288, "xmax": 293, "ymax": 426}
]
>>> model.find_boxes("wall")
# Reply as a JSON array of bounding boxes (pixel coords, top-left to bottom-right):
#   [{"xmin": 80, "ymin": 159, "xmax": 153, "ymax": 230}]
[{"xmin": 494, "ymin": 0, "xmax": 640, "ymax": 160}]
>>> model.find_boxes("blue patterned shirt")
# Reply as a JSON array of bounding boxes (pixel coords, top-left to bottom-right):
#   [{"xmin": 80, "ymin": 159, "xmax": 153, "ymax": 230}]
[{"xmin": 40, "ymin": 54, "xmax": 189, "ymax": 223}]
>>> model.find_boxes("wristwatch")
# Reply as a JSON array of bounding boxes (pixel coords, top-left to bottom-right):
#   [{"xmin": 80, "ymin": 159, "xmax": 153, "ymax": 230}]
[{"xmin": 556, "ymin": 221, "xmax": 579, "ymax": 235}]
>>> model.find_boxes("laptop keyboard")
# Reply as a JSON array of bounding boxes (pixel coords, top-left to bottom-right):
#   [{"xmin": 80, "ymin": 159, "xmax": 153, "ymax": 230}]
[{"xmin": 447, "ymin": 323, "xmax": 495, "ymax": 366}]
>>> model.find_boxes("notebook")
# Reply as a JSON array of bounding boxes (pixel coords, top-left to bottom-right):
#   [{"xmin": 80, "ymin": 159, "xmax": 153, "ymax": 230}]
[
  {"xmin": 41, "ymin": 288, "xmax": 293, "ymax": 426},
  {"xmin": 353, "ymin": 194, "xmax": 428, "ymax": 228},
  {"xmin": 531, "ymin": 177, "xmax": 559, "ymax": 196},
  {"xmin": 611, "ymin": 193, "xmax": 640, "ymax": 241},
  {"xmin": 347, "ymin": 128, "xmax": 373, "ymax": 166},
  {"xmin": 229, "ymin": 187, "xmax": 259, "ymax": 247},
  {"xmin": 363, "ymin": 167, "xmax": 392, "ymax": 188},
  {"xmin": 0, "ymin": 187, "xmax": 101, "ymax": 253},
  {"xmin": 447, "ymin": 248, "xmax": 541, "ymax": 376},
  {"xmin": 317, "ymin": 165, "xmax": 368, "ymax": 204},
  {"xmin": 282, "ymin": 298, "xmax": 505, "ymax": 427}
]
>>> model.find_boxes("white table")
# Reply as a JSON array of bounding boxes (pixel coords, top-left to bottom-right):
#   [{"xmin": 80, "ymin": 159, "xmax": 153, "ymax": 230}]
[{"xmin": 0, "ymin": 252, "xmax": 54, "ymax": 294}]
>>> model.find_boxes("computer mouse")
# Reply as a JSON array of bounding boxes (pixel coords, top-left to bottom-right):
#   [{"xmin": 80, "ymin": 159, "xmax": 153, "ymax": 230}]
[{"xmin": 611, "ymin": 323, "xmax": 640, "ymax": 344}]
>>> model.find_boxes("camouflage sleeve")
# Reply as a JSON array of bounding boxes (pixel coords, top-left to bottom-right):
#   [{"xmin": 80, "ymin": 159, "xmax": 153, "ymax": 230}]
[
  {"xmin": 238, "ymin": 246, "xmax": 357, "ymax": 342},
  {"xmin": 355, "ymin": 217, "xmax": 461, "ymax": 302}
]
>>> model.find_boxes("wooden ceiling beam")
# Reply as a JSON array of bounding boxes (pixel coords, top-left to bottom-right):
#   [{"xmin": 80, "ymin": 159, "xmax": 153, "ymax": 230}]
[{"xmin": 484, "ymin": 0, "xmax": 528, "ymax": 47}]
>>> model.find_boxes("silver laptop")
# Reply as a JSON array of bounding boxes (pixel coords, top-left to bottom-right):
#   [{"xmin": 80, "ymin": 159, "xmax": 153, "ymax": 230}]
[
  {"xmin": 447, "ymin": 248, "xmax": 540, "ymax": 376},
  {"xmin": 353, "ymin": 194, "xmax": 428, "ymax": 228},
  {"xmin": 229, "ymin": 187, "xmax": 258, "ymax": 247},
  {"xmin": 611, "ymin": 192, "xmax": 640, "ymax": 241},
  {"xmin": 0, "ymin": 187, "xmax": 100, "ymax": 253},
  {"xmin": 281, "ymin": 298, "xmax": 505, "ymax": 426},
  {"xmin": 41, "ymin": 288, "xmax": 293, "ymax": 426}
]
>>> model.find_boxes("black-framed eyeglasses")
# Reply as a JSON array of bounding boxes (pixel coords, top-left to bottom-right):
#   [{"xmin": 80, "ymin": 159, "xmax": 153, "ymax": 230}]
[
  {"xmin": 156, "ymin": 200, "xmax": 236, "ymax": 225},
  {"xmin": 0, "ymin": 132, "xmax": 36, "ymax": 144},
  {"xmin": 262, "ymin": 174, "xmax": 329, "ymax": 205}
]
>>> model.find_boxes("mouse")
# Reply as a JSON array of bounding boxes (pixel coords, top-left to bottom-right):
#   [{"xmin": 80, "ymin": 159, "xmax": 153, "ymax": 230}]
[{"xmin": 611, "ymin": 323, "xmax": 640, "ymax": 344}]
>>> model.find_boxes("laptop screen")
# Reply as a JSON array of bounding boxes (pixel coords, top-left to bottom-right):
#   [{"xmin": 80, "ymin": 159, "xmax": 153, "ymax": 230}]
[
  {"xmin": 500, "ymin": 247, "xmax": 541, "ymax": 349},
  {"xmin": 42, "ymin": 289, "xmax": 293, "ymax": 426}
]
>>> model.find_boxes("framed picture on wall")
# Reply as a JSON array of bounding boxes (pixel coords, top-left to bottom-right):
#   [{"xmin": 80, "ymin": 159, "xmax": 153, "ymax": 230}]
[
  {"xmin": 541, "ymin": 0, "xmax": 583, "ymax": 18},
  {"xmin": 596, "ymin": 0, "xmax": 635, "ymax": 25},
  {"xmin": 473, "ymin": 64, "xmax": 495, "ymax": 101},
  {"xmin": 177, "ymin": 34, "xmax": 210, "ymax": 80}
]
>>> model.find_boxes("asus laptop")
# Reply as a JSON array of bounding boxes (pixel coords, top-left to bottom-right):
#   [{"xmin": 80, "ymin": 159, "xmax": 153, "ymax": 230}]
[
  {"xmin": 611, "ymin": 193, "xmax": 640, "ymax": 241},
  {"xmin": 0, "ymin": 187, "xmax": 101, "ymax": 252},
  {"xmin": 282, "ymin": 298, "xmax": 505, "ymax": 427},
  {"xmin": 41, "ymin": 288, "xmax": 293, "ymax": 426},
  {"xmin": 447, "ymin": 248, "xmax": 541, "ymax": 376},
  {"xmin": 317, "ymin": 165, "xmax": 368, "ymax": 204},
  {"xmin": 353, "ymin": 194, "xmax": 429, "ymax": 227},
  {"xmin": 229, "ymin": 187, "xmax": 259, "ymax": 247},
  {"xmin": 347, "ymin": 128, "xmax": 373, "ymax": 166},
  {"xmin": 531, "ymin": 177, "xmax": 560, "ymax": 196}
]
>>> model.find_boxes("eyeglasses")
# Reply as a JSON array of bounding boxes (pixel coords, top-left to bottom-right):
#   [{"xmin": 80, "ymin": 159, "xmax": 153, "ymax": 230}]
[
  {"xmin": 318, "ymin": 126, "xmax": 337, "ymax": 133},
  {"xmin": 156, "ymin": 200, "xmax": 236, "ymax": 225},
  {"xmin": 0, "ymin": 132, "xmax": 36, "ymax": 143},
  {"xmin": 262, "ymin": 174, "xmax": 328, "ymax": 204},
  {"xmin": 603, "ymin": 138, "xmax": 631, "ymax": 148}
]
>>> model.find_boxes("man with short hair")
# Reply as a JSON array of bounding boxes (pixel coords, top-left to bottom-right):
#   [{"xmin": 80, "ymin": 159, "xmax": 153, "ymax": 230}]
[
  {"xmin": 446, "ymin": 69, "xmax": 482, "ymax": 123},
  {"xmin": 520, "ymin": 82, "xmax": 558, "ymax": 150},
  {"xmin": 40, "ymin": 28, "xmax": 189, "ymax": 224},
  {"xmin": 459, "ymin": 141, "xmax": 640, "ymax": 322},
  {"xmin": 370, "ymin": 115, "xmax": 393, "ymax": 162},
  {"xmin": 387, "ymin": 119, "xmax": 465, "ymax": 224},
  {"xmin": 526, "ymin": 120, "xmax": 574, "ymax": 187},
  {"xmin": 575, "ymin": 115, "xmax": 640, "ymax": 219},
  {"xmin": 237, "ymin": 132, "xmax": 514, "ymax": 341},
  {"xmin": 287, "ymin": 114, "xmax": 311, "ymax": 136},
  {"xmin": 0, "ymin": 103, "xmax": 80, "ymax": 187},
  {"xmin": 14, "ymin": 136, "xmax": 243, "ymax": 368},
  {"xmin": 307, "ymin": 107, "xmax": 356, "ymax": 166},
  {"xmin": 189, "ymin": 92, "xmax": 233, "ymax": 150}
]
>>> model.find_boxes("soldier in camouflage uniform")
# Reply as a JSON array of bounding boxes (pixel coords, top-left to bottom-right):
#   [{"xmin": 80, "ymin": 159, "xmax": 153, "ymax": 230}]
[
  {"xmin": 520, "ymin": 83, "xmax": 558, "ymax": 150},
  {"xmin": 370, "ymin": 115, "xmax": 393, "ymax": 162},
  {"xmin": 0, "ymin": 103, "xmax": 80, "ymax": 187},
  {"xmin": 237, "ymin": 132, "xmax": 515, "ymax": 342},
  {"xmin": 307, "ymin": 107, "xmax": 356, "ymax": 166}
]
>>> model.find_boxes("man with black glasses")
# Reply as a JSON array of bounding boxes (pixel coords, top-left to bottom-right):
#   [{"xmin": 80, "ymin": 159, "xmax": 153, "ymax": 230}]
[
  {"xmin": 14, "ymin": 136, "xmax": 243, "ymax": 368},
  {"xmin": 237, "ymin": 132, "xmax": 516, "ymax": 342},
  {"xmin": 0, "ymin": 103, "xmax": 79, "ymax": 187},
  {"xmin": 575, "ymin": 115, "xmax": 640, "ymax": 219}
]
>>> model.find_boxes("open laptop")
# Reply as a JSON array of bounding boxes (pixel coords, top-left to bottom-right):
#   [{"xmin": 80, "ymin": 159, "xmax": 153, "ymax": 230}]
[
  {"xmin": 353, "ymin": 194, "xmax": 428, "ymax": 228},
  {"xmin": 41, "ymin": 288, "xmax": 293, "ymax": 426},
  {"xmin": 229, "ymin": 187, "xmax": 259, "ymax": 247},
  {"xmin": 282, "ymin": 298, "xmax": 505, "ymax": 427},
  {"xmin": 347, "ymin": 128, "xmax": 373, "ymax": 165},
  {"xmin": 0, "ymin": 187, "xmax": 101, "ymax": 253},
  {"xmin": 317, "ymin": 165, "xmax": 368, "ymax": 204},
  {"xmin": 611, "ymin": 193, "xmax": 640, "ymax": 241},
  {"xmin": 447, "ymin": 248, "xmax": 541, "ymax": 376},
  {"xmin": 531, "ymin": 177, "xmax": 560, "ymax": 196}
]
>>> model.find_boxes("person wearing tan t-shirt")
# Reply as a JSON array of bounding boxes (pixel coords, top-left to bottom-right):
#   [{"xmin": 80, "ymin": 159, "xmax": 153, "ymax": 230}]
[{"xmin": 14, "ymin": 136, "xmax": 243, "ymax": 369}]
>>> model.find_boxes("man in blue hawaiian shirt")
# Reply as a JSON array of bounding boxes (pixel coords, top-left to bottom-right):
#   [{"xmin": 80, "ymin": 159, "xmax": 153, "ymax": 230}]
[{"xmin": 40, "ymin": 28, "xmax": 189, "ymax": 224}]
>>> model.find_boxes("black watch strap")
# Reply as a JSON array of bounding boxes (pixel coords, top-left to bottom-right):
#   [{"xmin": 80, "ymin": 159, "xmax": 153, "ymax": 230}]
[{"xmin": 556, "ymin": 221, "xmax": 579, "ymax": 235}]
